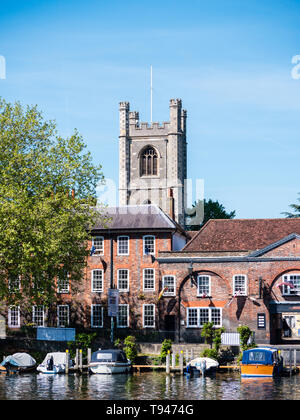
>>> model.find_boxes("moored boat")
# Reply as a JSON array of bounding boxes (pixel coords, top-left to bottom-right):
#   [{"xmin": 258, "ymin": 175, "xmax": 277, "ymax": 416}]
[
  {"xmin": 185, "ymin": 357, "xmax": 219, "ymax": 376},
  {"xmin": 89, "ymin": 349, "xmax": 131, "ymax": 374},
  {"xmin": 37, "ymin": 352, "xmax": 71, "ymax": 374},
  {"xmin": 0, "ymin": 353, "xmax": 36, "ymax": 373},
  {"xmin": 240, "ymin": 347, "xmax": 283, "ymax": 377}
]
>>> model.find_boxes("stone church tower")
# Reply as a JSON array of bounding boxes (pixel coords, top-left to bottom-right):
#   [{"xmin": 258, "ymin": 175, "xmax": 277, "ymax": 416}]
[{"xmin": 119, "ymin": 99, "xmax": 187, "ymax": 226}]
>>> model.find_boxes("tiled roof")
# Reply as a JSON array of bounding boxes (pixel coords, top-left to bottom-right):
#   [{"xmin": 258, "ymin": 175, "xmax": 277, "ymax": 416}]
[
  {"xmin": 182, "ymin": 218, "xmax": 300, "ymax": 252},
  {"xmin": 92, "ymin": 205, "xmax": 177, "ymax": 231}
]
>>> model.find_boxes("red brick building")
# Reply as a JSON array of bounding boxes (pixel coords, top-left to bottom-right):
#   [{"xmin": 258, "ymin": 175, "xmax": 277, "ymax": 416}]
[
  {"xmin": 6, "ymin": 210, "xmax": 300, "ymax": 345},
  {"xmin": 6, "ymin": 205, "xmax": 189, "ymax": 342},
  {"xmin": 157, "ymin": 218, "xmax": 300, "ymax": 344}
]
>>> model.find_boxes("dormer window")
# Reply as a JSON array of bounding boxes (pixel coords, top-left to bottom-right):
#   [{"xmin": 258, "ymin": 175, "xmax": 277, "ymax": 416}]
[{"xmin": 141, "ymin": 146, "xmax": 158, "ymax": 176}]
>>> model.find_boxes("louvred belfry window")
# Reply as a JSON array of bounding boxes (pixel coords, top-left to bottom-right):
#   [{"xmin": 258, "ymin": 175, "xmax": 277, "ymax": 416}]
[{"xmin": 141, "ymin": 146, "xmax": 158, "ymax": 176}]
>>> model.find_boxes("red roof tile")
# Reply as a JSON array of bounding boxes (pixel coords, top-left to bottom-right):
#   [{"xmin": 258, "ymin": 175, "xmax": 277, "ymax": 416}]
[{"xmin": 182, "ymin": 218, "xmax": 300, "ymax": 252}]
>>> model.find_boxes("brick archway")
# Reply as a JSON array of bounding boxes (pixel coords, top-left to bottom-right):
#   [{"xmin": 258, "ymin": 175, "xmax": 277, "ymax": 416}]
[{"xmin": 177, "ymin": 269, "xmax": 229, "ymax": 343}]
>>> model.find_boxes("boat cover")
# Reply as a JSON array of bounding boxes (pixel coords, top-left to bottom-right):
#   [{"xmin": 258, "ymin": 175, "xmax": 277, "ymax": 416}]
[
  {"xmin": 242, "ymin": 349, "xmax": 274, "ymax": 365},
  {"xmin": 188, "ymin": 357, "xmax": 219, "ymax": 369},
  {"xmin": 91, "ymin": 350, "xmax": 129, "ymax": 363},
  {"xmin": 39, "ymin": 352, "xmax": 70, "ymax": 367},
  {"xmin": 1, "ymin": 353, "xmax": 36, "ymax": 368}
]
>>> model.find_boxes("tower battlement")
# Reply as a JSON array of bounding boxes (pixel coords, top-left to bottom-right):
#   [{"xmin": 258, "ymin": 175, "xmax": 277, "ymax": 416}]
[{"xmin": 119, "ymin": 99, "xmax": 186, "ymax": 137}]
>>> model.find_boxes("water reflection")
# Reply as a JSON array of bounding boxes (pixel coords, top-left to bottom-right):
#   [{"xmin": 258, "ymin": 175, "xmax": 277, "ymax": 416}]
[{"xmin": 1, "ymin": 372, "xmax": 300, "ymax": 400}]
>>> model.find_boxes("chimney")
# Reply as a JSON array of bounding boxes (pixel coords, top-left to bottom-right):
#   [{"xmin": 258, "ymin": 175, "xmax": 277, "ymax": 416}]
[{"xmin": 167, "ymin": 188, "xmax": 175, "ymax": 221}]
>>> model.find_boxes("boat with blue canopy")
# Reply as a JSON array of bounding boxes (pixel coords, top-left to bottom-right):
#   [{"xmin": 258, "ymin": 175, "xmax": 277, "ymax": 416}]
[{"xmin": 240, "ymin": 347, "xmax": 283, "ymax": 377}]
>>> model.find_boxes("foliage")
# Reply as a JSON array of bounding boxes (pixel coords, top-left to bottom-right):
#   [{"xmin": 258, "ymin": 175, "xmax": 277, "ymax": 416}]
[
  {"xmin": 201, "ymin": 322, "xmax": 215, "ymax": 348},
  {"xmin": 187, "ymin": 198, "xmax": 236, "ymax": 231},
  {"xmin": 237, "ymin": 325, "xmax": 257, "ymax": 363},
  {"xmin": 283, "ymin": 193, "xmax": 300, "ymax": 218},
  {"xmin": 114, "ymin": 338, "xmax": 123, "ymax": 349},
  {"xmin": 160, "ymin": 339, "xmax": 172, "ymax": 362},
  {"xmin": 200, "ymin": 348, "xmax": 219, "ymax": 361},
  {"xmin": 0, "ymin": 98, "xmax": 107, "ymax": 307},
  {"xmin": 115, "ymin": 335, "xmax": 139, "ymax": 363},
  {"xmin": 67, "ymin": 332, "xmax": 97, "ymax": 359},
  {"xmin": 124, "ymin": 335, "xmax": 138, "ymax": 363},
  {"xmin": 200, "ymin": 325, "xmax": 226, "ymax": 362},
  {"xmin": 212, "ymin": 327, "xmax": 225, "ymax": 353},
  {"xmin": 237, "ymin": 325, "xmax": 253, "ymax": 350}
]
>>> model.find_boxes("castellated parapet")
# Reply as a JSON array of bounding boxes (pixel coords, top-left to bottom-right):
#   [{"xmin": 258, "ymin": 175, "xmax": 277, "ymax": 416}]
[{"xmin": 118, "ymin": 99, "xmax": 187, "ymax": 227}]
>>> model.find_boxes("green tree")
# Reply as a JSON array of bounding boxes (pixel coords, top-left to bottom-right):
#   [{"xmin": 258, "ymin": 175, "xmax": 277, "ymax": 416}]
[
  {"xmin": 123, "ymin": 336, "xmax": 138, "ymax": 363},
  {"xmin": 0, "ymin": 98, "xmax": 107, "ymax": 308},
  {"xmin": 186, "ymin": 199, "xmax": 236, "ymax": 231},
  {"xmin": 283, "ymin": 194, "xmax": 300, "ymax": 218},
  {"xmin": 201, "ymin": 322, "xmax": 215, "ymax": 348}
]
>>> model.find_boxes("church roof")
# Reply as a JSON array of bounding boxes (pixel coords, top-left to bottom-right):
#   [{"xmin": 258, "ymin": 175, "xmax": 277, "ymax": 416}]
[
  {"xmin": 92, "ymin": 205, "xmax": 184, "ymax": 233},
  {"xmin": 182, "ymin": 218, "xmax": 300, "ymax": 252}
]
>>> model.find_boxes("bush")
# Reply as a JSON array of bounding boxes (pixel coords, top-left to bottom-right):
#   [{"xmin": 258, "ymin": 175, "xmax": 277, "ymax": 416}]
[
  {"xmin": 200, "ymin": 348, "xmax": 219, "ymax": 361},
  {"xmin": 201, "ymin": 322, "xmax": 214, "ymax": 348},
  {"xmin": 160, "ymin": 339, "xmax": 172, "ymax": 363},
  {"xmin": 200, "ymin": 324, "xmax": 226, "ymax": 362},
  {"xmin": 237, "ymin": 325, "xmax": 257, "ymax": 364},
  {"xmin": 123, "ymin": 335, "xmax": 138, "ymax": 363},
  {"xmin": 67, "ymin": 332, "xmax": 97, "ymax": 360}
]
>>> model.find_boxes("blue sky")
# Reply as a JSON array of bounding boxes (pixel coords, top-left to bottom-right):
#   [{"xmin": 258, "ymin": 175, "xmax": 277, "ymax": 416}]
[{"xmin": 0, "ymin": 0, "xmax": 300, "ymax": 218}]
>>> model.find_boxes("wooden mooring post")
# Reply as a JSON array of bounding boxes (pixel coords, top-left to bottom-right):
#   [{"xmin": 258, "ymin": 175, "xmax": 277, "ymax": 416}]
[
  {"xmin": 166, "ymin": 352, "xmax": 170, "ymax": 374},
  {"xmin": 75, "ymin": 349, "xmax": 79, "ymax": 369},
  {"xmin": 65, "ymin": 349, "xmax": 69, "ymax": 374},
  {"xmin": 179, "ymin": 351, "xmax": 184, "ymax": 375},
  {"xmin": 172, "ymin": 353, "xmax": 176, "ymax": 370},
  {"xmin": 79, "ymin": 349, "xmax": 83, "ymax": 373}
]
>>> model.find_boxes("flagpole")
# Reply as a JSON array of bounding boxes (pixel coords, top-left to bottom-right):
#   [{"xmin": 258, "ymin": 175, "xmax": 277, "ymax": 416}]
[{"xmin": 150, "ymin": 65, "xmax": 153, "ymax": 123}]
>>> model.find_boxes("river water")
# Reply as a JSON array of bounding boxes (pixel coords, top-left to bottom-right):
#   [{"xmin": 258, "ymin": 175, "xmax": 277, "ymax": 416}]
[{"xmin": 1, "ymin": 371, "xmax": 300, "ymax": 400}]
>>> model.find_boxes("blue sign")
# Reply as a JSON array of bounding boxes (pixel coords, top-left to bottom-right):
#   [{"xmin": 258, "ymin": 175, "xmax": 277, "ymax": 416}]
[{"xmin": 37, "ymin": 327, "xmax": 75, "ymax": 342}]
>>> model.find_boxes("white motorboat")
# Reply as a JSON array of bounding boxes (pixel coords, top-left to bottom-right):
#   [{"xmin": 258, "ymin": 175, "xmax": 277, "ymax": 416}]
[
  {"xmin": 89, "ymin": 349, "xmax": 131, "ymax": 374},
  {"xmin": 37, "ymin": 352, "xmax": 71, "ymax": 374},
  {"xmin": 185, "ymin": 357, "xmax": 219, "ymax": 375}
]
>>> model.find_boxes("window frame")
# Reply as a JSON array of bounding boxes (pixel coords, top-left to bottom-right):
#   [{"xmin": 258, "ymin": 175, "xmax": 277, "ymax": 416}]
[
  {"xmin": 233, "ymin": 275, "xmax": 247, "ymax": 296},
  {"xmin": 57, "ymin": 272, "xmax": 70, "ymax": 294},
  {"xmin": 197, "ymin": 275, "xmax": 211, "ymax": 297},
  {"xmin": 117, "ymin": 236, "xmax": 130, "ymax": 256},
  {"xmin": 282, "ymin": 274, "xmax": 300, "ymax": 296},
  {"xmin": 91, "ymin": 269, "xmax": 104, "ymax": 293},
  {"xmin": 143, "ymin": 268, "xmax": 155, "ymax": 292},
  {"xmin": 8, "ymin": 306, "xmax": 20, "ymax": 328},
  {"xmin": 117, "ymin": 304, "xmax": 129, "ymax": 328},
  {"xmin": 57, "ymin": 304, "xmax": 69, "ymax": 327},
  {"xmin": 91, "ymin": 304, "xmax": 104, "ymax": 328},
  {"xmin": 143, "ymin": 304, "xmax": 155, "ymax": 328},
  {"xmin": 117, "ymin": 269, "xmax": 129, "ymax": 292},
  {"xmin": 92, "ymin": 236, "xmax": 104, "ymax": 256},
  {"xmin": 32, "ymin": 305, "xmax": 45, "ymax": 327},
  {"xmin": 143, "ymin": 235, "xmax": 156, "ymax": 256},
  {"xmin": 162, "ymin": 275, "xmax": 176, "ymax": 297},
  {"xmin": 186, "ymin": 307, "xmax": 222, "ymax": 328},
  {"xmin": 140, "ymin": 146, "xmax": 159, "ymax": 177}
]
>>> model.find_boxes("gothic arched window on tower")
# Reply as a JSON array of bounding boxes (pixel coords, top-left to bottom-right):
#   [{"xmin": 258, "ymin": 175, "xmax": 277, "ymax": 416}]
[{"xmin": 140, "ymin": 146, "xmax": 158, "ymax": 176}]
